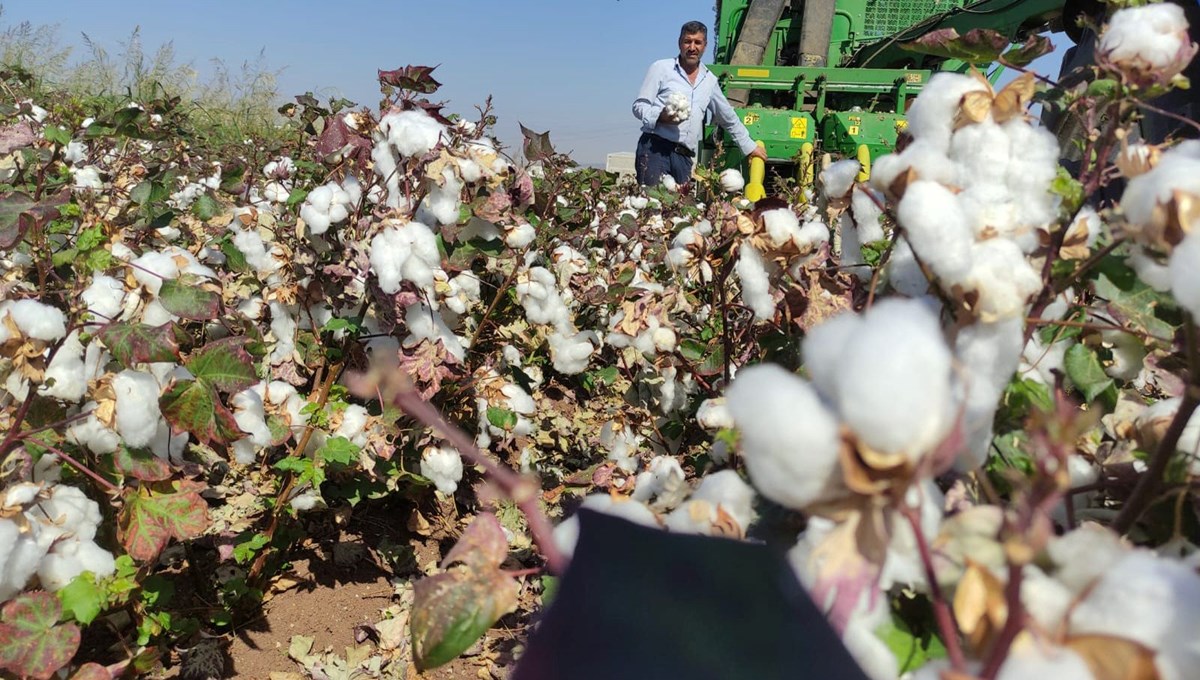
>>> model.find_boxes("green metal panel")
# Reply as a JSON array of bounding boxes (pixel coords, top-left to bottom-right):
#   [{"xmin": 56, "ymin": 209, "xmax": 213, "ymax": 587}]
[
  {"xmin": 713, "ymin": 107, "xmax": 817, "ymax": 164},
  {"xmin": 820, "ymin": 110, "xmax": 907, "ymax": 158}
]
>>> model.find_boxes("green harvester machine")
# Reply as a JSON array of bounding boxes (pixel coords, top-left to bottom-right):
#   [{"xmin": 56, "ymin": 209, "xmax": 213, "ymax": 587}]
[{"xmin": 702, "ymin": 0, "xmax": 1070, "ymax": 189}]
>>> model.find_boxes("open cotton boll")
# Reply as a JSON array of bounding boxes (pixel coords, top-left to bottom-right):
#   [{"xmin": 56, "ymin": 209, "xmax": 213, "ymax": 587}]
[
  {"xmin": 504, "ymin": 221, "xmax": 536, "ymax": 248},
  {"xmin": 1121, "ymin": 141, "xmax": 1200, "ymax": 242},
  {"xmin": 736, "ymin": 242, "xmax": 775, "ymax": 320},
  {"xmin": 719, "ymin": 168, "xmax": 745, "ymax": 193},
  {"xmin": 904, "ymin": 72, "xmax": 992, "ymax": 150},
  {"xmin": 113, "ymin": 370, "xmax": 163, "ymax": 448},
  {"xmin": 421, "ymin": 446, "xmax": 464, "ymax": 494},
  {"xmin": 553, "ymin": 495, "xmax": 659, "ymax": 558},
  {"xmin": 1020, "ymin": 333, "xmax": 1069, "ymax": 385},
  {"xmin": 631, "ymin": 456, "xmax": 686, "ymax": 504},
  {"xmin": 964, "ymin": 238, "xmax": 1041, "ymax": 320},
  {"xmin": 871, "ymin": 140, "xmax": 958, "ymax": 195},
  {"xmin": 1099, "ymin": 2, "xmax": 1197, "ymax": 86},
  {"xmin": 832, "ymin": 298, "xmax": 954, "ymax": 459},
  {"xmin": 379, "ymin": 109, "xmax": 445, "ymax": 157},
  {"xmin": 417, "ymin": 169, "xmax": 463, "ymax": 226},
  {"xmin": 821, "ymin": 159, "xmax": 861, "ymax": 199},
  {"xmin": 548, "ymin": 330, "xmax": 596, "ymax": 375},
  {"xmin": 1170, "ymin": 231, "xmax": 1200, "ymax": 319},
  {"xmin": 62, "ymin": 140, "xmax": 86, "ymax": 165},
  {"xmin": 761, "ymin": 207, "xmax": 802, "ymax": 248},
  {"xmin": 1, "ymin": 299, "xmax": 67, "ymax": 342},
  {"xmin": 334, "ymin": 404, "xmax": 370, "ymax": 446},
  {"xmin": 404, "ymin": 302, "xmax": 467, "ymax": 361},
  {"xmin": 726, "ymin": 363, "xmax": 842, "ymax": 510},
  {"xmin": 66, "ymin": 402, "xmax": 120, "ymax": 454},
  {"xmin": 71, "ymin": 165, "xmax": 103, "ymax": 190},
  {"xmin": 369, "ymin": 220, "xmax": 442, "ymax": 294},
  {"xmin": 1102, "ymin": 328, "xmax": 1148, "ymax": 381},
  {"xmin": 81, "ymin": 274, "xmax": 127, "ymax": 324},
  {"xmin": 663, "ymin": 91, "xmax": 691, "ymax": 121},
  {"xmin": 1129, "ymin": 245, "xmax": 1173, "ymax": 292},
  {"xmin": 949, "ymin": 120, "xmax": 1011, "ymax": 189},
  {"xmin": 695, "ymin": 397, "xmax": 734, "ymax": 431},
  {"xmin": 896, "ymin": 180, "xmax": 974, "ymax": 284},
  {"xmin": 516, "ymin": 266, "xmax": 572, "ymax": 329},
  {"xmin": 38, "ymin": 537, "xmax": 116, "ymax": 591},
  {"xmin": 1069, "ymin": 550, "xmax": 1200, "ymax": 680},
  {"xmin": 954, "ymin": 318, "xmax": 1025, "ymax": 468},
  {"xmin": 994, "ymin": 641, "xmax": 1094, "ymax": 680},
  {"xmin": 885, "ymin": 237, "xmax": 931, "ymax": 296},
  {"xmin": 688, "ymin": 470, "xmax": 755, "ymax": 533},
  {"xmin": 600, "ymin": 421, "xmax": 643, "ymax": 472},
  {"xmin": 40, "ymin": 332, "xmax": 87, "ymax": 402},
  {"xmin": 231, "ymin": 227, "xmax": 282, "ymax": 277},
  {"xmin": 802, "ymin": 309, "xmax": 862, "ymax": 400},
  {"xmin": 268, "ymin": 302, "xmax": 297, "ymax": 364},
  {"xmin": 851, "ymin": 186, "xmax": 885, "ymax": 243},
  {"xmin": 1047, "ymin": 523, "xmax": 1130, "ymax": 595}
]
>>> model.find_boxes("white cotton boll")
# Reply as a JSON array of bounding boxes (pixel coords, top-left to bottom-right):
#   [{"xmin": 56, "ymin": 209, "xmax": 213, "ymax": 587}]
[
  {"xmin": 231, "ymin": 228, "xmax": 281, "ymax": 276},
  {"xmin": 1102, "ymin": 328, "xmax": 1147, "ymax": 381},
  {"xmin": 39, "ymin": 485, "xmax": 102, "ymax": 542},
  {"xmin": 821, "ymin": 159, "xmax": 861, "ymax": 199},
  {"xmin": 66, "ymin": 403, "xmax": 120, "ymax": 454},
  {"xmin": 834, "ymin": 299, "xmax": 954, "ymax": 458},
  {"xmin": 140, "ymin": 299, "xmax": 176, "ymax": 327},
  {"xmin": 379, "ymin": 109, "xmax": 445, "ymax": 157},
  {"xmin": 548, "ymin": 330, "xmax": 596, "ymax": 375},
  {"xmin": 651, "ymin": 324, "xmax": 676, "ymax": 353},
  {"xmin": 761, "ymin": 208, "xmax": 801, "ymax": 248},
  {"xmin": 1170, "ymin": 231, "xmax": 1200, "ymax": 319},
  {"xmin": 81, "ymin": 275, "xmax": 127, "ymax": 324},
  {"xmin": 289, "ymin": 491, "xmax": 321, "ymax": 512},
  {"xmin": 1129, "ymin": 245, "xmax": 1173, "ymax": 292},
  {"xmin": 1121, "ymin": 142, "xmax": 1200, "ymax": 240},
  {"xmin": 231, "ymin": 387, "xmax": 272, "ymax": 447},
  {"xmin": 802, "ymin": 309, "xmax": 861, "ymax": 400},
  {"xmin": 2, "ymin": 299, "xmax": 67, "ymax": 341},
  {"xmin": 631, "ymin": 456, "xmax": 686, "ymax": 503},
  {"xmin": 1099, "ymin": 3, "xmax": 1196, "ymax": 85},
  {"xmin": 600, "ymin": 421, "xmax": 642, "ymax": 472},
  {"xmin": 62, "ymin": 140, "xmax": 86, "ymax": 165},
  {"xmin": 38, "ymin": 538, "xmax": 116, "ymax": 591},
  {"xmin": 40, "ymin": 332, "xmax": 87, "ymax": 402},
  {"xmin": 4, "ymin": 483, "xmax": 41, "ymax": 508},
  {"xmin": 663, "ymin": 91, "xmax": 691, "ymax": 121},
  {"xmin": 696, "ymin": 397, "xmax": 734, "ymax": 431},
  {"xmin": 995, "ymin": 642, "xmax": 1094, "ymax": 680},
  {"xmin": 0, "ymin": 524, "xmax": 46, "ymax": 603},
  {"xmin": 404, "ymin": 303, "xmax": 466, "ymax": 361},
  {"xmin": 421, "ymin": 446, "xmax": 464, "ymax": 494},
  {"xmin": 268, "ymin": 302, "xmax": 297, "ymax": 364},
  {"xmin": 112, "ymin": 370, "xmax": 162, "ymax": 448},
  {"xmin": 851, "ymin": 186, "xmax": 885, "ymax": 243},
  {"xmin": 950, "ymin": 121, "xmax": 1011, "ymax": 189},
  {"xmin": 897, "ymin": 180, "xmax": 974, "ymax": 284},
  {"xmin": 418, "ymin": 170, "xmax": 463, "ymax": 226},
  {"xmin": 505, "ymin": 222, "xmax": 536, "ymax": 248},
  {"xmin": 369, "ymin": 220, "xmax": 442, "ymax": 294},
  {"xmin": 1020, "ymin": 565, "xmax": 1074, "ymax": 633},
  {"xmin": 553, "ymin": 495, "xmax": 659, "ymax": 558},
  {"xmin": 1047, "ymin": 523, "xmax": 1130, "ymax": 594},
  {"xmin": 719, "ymin": 168, "xmax": 745, "ymax": 193},
  {"xmin": 725, "ymin": 363, "xmax": 842, "ymax": 510},
  {"xmin": 736, "ymin": 242, "xmax": 775, "ymax": 320},
  {"xmin": 71, "ymin": 166, "xmax": 103, "ymax": 190},
  {"xmin": 689, "ymin": 470, "xmax": 755, "ymax": 534},
  {"xmin": 886, "ymin": 237, "xmax": 931, "ymax": 296},
  {"xmin": 263, "ymin": 181, "xmax": 290, "ymax": 203},
  {"xmin": 660, "ymin": 174, "xmax": 678, "ymax": 192},
  {"xmin": 965, "ymin": 238, "xmax": 1041, "ymax": 320},
  {"xmin": 905, "ymin": 72, "xmax": 992, "ymax": 150},
  {"xmin": 1070, "ymin": 550, "xmax": 1200, "ymax": 680},
  {"xmin": 955, "ymin": 318, "xmax": 1025, "ymax": 468},
  {"xmin": 881, "ymin": 480, "xmax": 944, "ymax": 590},
  {"xmin": 336, "ymin": 404, "xmax": 370, "ymax": 445},
  {"xmin": 129, "ymin": 251, "xmax": 179, "ymax": 296},
  {"xmin": 1020, "ymin": 333, "xmax": 1069, "ymax": 385}
]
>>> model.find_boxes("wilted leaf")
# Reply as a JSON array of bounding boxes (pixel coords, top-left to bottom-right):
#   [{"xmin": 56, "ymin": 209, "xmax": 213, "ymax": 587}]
[
  {"xmin": 115, "ymin": 446, "xmax": 173, "ymax": 482},
  {"xmin": 159, "ymin": 380, "xmax": 243, "ymax": 445},
  {"xmin": 314, "ymin": 112, "xmax": 371, "ymax": 163},
  {"xmin": 158, "ymin": 275, "xmax": 220, "ymax": 321},
  {"xmin": 1002, "ymin": 33, "xmax": 1054, "ymax": 67},
  {"xmin": 97, "ymin": 322, "xmax": 187, "ymax": 367},
  {"xmin": 952, "ymin": 560, "xmax": 1007, "ymax": 653},
  {"xmin": 1094, "ymin": 262, "xmax": 1178, "ymax": 342},
  {"xmin": 377, "ymin": 65, "xmax": 442, "ymax": 94},
  {"xmin": 0, "ymin": 191, "xmax": 34, "ymax": 249},
  {"xmin": 119, "ymin": 486, "xmax": 209, "ymax": 561},
  {"xmin": 185, "ymin": 337, "xmax": 257, "ymax": 393},
  {"xmin": 69, "ymin": 663, "xmax": 113, "ymax": 680},
  {"xmin": 1066, "ymin": 634, "xmax": 1158, "ymax": 680},
  {"xmin": 441, "ymin": 513, "xmax": 509, "ymax": 571},
  {"xmin": 1064, "ymin": 343, "xmax": 1116, "ymax": 403},
  {"xmin": 901, "ymin": 28, "xmax": 1010, "ymax": 63},
  {"xmin": 0, "ymin": 591, "xmax": 81, "ymax": 680},
  {"xmin": 411, "ymin": 566, "xmax": 519, "ymax": 670},
  {"xmin": 519, "ymin": 123, "xmax": 556, "ymax": 162}
]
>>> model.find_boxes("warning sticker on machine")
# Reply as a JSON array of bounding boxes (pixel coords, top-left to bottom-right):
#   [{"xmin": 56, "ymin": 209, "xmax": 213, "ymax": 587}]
[{"xmin": 789, "ymin": 117, "xmax": 807, "ymax": 139}]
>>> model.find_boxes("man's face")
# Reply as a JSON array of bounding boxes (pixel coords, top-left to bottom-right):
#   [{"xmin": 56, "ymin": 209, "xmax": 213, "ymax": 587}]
[{"xmin": 678, "ymin": 32, "xmax": 707, "ymax": 69}]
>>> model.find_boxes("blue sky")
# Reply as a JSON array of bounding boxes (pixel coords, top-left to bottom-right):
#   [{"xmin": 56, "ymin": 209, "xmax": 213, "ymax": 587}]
[
  {"xmin": 4, "ymin": 1, "xmax": 1064, "ymax": 166},
  {"xmin": 5, "ymin": 0, "xmax": 713, "ymax": 166}
]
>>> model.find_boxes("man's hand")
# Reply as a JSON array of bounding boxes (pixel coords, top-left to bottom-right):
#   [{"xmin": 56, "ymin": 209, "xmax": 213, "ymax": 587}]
[{"xmin": 747, "ymin": 145, "xmax": 768, "ymax": 162}]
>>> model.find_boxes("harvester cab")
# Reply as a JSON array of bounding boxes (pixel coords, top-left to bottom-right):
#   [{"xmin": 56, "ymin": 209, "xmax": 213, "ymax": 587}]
[{"xmin": 702, "ymin": 0, "xmax": 1069, "ymax": 189}]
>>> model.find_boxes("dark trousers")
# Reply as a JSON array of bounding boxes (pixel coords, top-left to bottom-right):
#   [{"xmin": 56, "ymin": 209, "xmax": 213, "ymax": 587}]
[{"xmin": 635, "ymin": 133, "xmax": 692, "ymax": 187}]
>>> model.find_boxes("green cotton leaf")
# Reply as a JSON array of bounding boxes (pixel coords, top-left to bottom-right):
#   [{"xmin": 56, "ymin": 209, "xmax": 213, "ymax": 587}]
[
  {"xmin": 1001, "ymin": 33, "xmax": 1054, "ymax": 67},
  {"xmin": 679, "ymin": 339, "xmax": 706, "ymax": 362},
  {"xmin": 1093, "ymin": 261, "xmax": 1178, "ymax": 341},
  {"xmin": 191, "ymin": 193, "xmax": 220, "ymax": 221},
  {"xmin": 318, "ymin": 436, "xmax": 359, "ymax": 466},
  {"xmin": 321, "ymin": 317, "xmax": 361, "ymax": 334},
  {"xmin": 43, "ymin": 126, "xmax": 71, "ymax": 146},
  {"xmin": 158, "ymin": 275, "xmax": 220, "ymax": 321},
  {"xmin": 119, "ymin": 486, "xmax": 209, "ymax": 562},
  {"xmin": 1064, "ymin": 343, "xmax": 1115, "ymax": 403},
  {"xmin": 486, "ymin": 406, "xmax": 518, "ymax": 431},
  {"xmin": 185, "ymin": 337, "xmax": 257, "ymax": 393},
  {"xmin": 218, "ymin": 235, "xmax": 249, "ymax": 273},
  {"xmin": 139, "ymin": 575, "xmax": 175, "ymax": 608},
  {"xmin": 593, "ymin": 366, "xmax": 619, "ymax": 386},
  {"xmin": 411, "ymin": 566, "xmax": 519, "ymax": 670},
  {"xmin": 232, "ymin": 532, "xmax": 270, "ymax": 565},
  {"xmin": 1050, "ymin": 166, "xmax": 1085, "ymax": 215},
  {"xmin": 877, "ymin": 616, "xmax": 947, "ymax": 673},
  {"xmin": 861, "ymin": 239, "xmax": 890, "ymax": 268},
  {"xmin": 901, "ymin": 27, "xmax": 1010, "ymax": 63},
  {"xmin": 0, "ymin": 591, "xmax": 81, "ymax": 680},
  {"xmin": 75, "ymin": 224, "xmax": 105, "ymax": 251},
  {"xmin": 274, "ymin": 456, "xmax": 325, "ymax": 488},
  {"xmin": 97, "ymin": 322, "xmax": 187, "ymax": 367},
  {"xmin": 286, "ymin": 188, "xmax": 308, "ymax": 207},
  {"xmin": 57, "ymin": 573, "xmax": 105, "ymax": 624},
  {"xmin": 159, "ymin": 380, "xmax": 243, "ymax": 445},
  {"xmin": 114, "ymin": 446, "xmax": 173, "ymax": 482}
]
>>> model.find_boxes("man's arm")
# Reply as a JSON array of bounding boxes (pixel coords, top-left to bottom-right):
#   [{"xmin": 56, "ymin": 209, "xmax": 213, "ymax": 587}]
[
  {"xmin": 708, "ymin": 86, "xmax": 762, "ymax": 157},
  {"xmin": 632, "ymin": 61, "xmax": 668, "ymax": 127}
]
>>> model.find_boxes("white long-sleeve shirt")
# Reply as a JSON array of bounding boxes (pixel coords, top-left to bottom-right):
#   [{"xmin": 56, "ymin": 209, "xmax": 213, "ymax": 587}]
[{"xmin": 632, "ymin": 57, "xmax": 758, "ymax": 156}]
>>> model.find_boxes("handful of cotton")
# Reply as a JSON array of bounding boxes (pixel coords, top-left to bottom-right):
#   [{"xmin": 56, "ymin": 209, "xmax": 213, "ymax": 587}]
[{"xmin": 664, "ymin": 92, "xmax": 691, "ymax": 123}]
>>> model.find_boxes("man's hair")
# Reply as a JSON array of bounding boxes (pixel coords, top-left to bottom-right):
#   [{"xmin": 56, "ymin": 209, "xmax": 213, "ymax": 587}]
[{"xmin": 679, "ymin": 21, "xmax": 708, "ymax": 40}]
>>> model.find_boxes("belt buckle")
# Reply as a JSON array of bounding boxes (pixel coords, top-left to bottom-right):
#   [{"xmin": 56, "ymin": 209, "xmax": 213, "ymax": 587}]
[{"xmin": 675, "ymin": 143, "xmax": 694, "ymax": 158}]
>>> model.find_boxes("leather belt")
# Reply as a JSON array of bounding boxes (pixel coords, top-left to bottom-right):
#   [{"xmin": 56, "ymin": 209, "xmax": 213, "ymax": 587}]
[{"xmin": 651, "ymin": 133, "xmax": 694, "ymax": 158}]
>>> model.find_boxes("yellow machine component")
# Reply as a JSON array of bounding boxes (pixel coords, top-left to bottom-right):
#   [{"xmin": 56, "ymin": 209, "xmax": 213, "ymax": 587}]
[
  {"xmin": 746, "ymin": 141, "xmax": 767, "ymax": 202},
  {"xmin": 855, "ymin": 144, "xmax": 871, "ymax": 182},
  {"xmin": 798, "ymin": 142, "xmax": 815, "ymax": 188}
]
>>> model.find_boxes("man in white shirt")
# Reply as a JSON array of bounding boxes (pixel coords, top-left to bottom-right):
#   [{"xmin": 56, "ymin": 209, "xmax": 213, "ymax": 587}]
[{"xmin": 632, "ymin": 21, "xmax": 766, "ymax": 187}]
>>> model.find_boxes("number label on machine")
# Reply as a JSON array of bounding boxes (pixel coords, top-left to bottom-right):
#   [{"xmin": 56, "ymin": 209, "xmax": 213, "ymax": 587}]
[
  {"xmin": 789, "ymin": 117, "xmax": 808, "ymax": 139},
  {"xmin": 743, "ymin": 113, "xmax": 760, "ymax": 126}
]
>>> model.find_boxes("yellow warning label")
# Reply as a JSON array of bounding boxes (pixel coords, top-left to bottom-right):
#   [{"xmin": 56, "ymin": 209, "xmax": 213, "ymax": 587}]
[
  {"xmin": 736, "ymin": 68, "xmax": 771, "ymax": 78},
  {"xmin": 848, "ymin": 125, "xmax": 860, "ymax": 136},
  {"xmin": 905, "ymin": 72, "xmax": 923, "ymax": 83},
  {"xmin": 743, "ymin": 112, "xmax": 760, "ymax": 126},
  {"xmin": 789, "ymin": 117, "xmax": 808, "ymax": 139}
]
